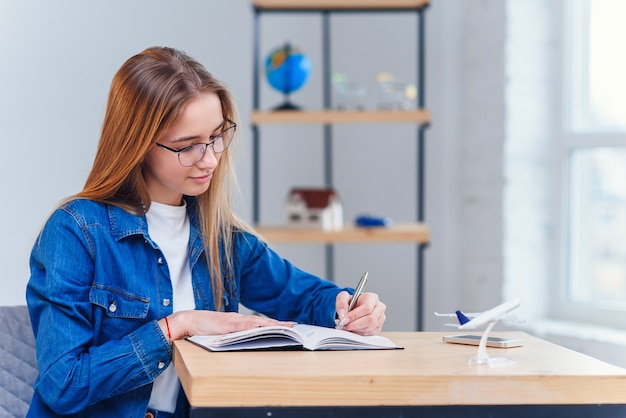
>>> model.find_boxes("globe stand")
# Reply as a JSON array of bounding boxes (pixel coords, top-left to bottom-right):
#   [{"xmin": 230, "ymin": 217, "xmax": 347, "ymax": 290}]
[{"xmin": 273, "ymin": 95, "xmax": 301, "ymax": 111}]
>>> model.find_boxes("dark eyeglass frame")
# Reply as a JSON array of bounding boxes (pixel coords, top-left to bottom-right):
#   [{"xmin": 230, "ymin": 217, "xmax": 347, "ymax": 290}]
[{"xmin": 155, "ymin": 120, "xmax": 237, "ymax": 167}]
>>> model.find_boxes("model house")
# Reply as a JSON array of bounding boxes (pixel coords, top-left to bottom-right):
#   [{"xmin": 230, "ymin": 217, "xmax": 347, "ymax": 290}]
[{"xmin": 286, "ymin": 187, "xmax": 343, "ymax": 231}]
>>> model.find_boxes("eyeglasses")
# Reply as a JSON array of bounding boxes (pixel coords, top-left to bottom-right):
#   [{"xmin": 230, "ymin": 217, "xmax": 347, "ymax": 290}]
[{"xmin": 156, "ymin": 120, "xmax": 236, "ymax": 167}]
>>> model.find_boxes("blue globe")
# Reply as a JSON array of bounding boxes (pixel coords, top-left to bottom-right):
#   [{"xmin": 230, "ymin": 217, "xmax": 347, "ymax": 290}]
[{"xmin": 265, "ymin": 44, "xmax": 312, "ymax": 96}]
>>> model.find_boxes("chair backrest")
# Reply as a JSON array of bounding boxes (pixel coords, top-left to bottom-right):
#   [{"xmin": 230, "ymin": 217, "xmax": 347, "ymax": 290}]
[{"xmin": 0, "ymin": 306, "xmax": 37, "ymax": 418}]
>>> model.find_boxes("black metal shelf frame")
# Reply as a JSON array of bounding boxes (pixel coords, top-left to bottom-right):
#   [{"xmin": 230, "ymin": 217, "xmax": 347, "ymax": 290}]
[{"xmin": 251, "ymin": 4, "xmax": 430, "ymax": 330}]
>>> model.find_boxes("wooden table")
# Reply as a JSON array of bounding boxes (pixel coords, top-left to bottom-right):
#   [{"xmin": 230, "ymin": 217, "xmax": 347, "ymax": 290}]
[{"xmin": 173, "ymin": 332, "xmax": 626, "ymax": 417}]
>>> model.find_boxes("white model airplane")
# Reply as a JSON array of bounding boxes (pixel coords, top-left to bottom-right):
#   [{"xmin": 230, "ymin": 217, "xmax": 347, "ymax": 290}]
[
  {"xmin": 434, "ymin": 299, "xmax": 523, "ymax": 366},
  {"xmin": 434, "ymin": 298, "xmax": 522, "ymax": 330}
]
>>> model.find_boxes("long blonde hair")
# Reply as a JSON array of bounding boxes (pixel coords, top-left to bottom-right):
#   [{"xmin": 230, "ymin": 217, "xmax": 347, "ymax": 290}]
[{"xmin": 76, "ymin": 46, "xmax": 249, "ymax": 311}]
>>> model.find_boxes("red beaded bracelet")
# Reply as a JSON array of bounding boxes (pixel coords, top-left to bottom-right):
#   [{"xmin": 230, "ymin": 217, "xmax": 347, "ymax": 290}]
[{"xmin": 164, "ymin": 316, "xmax": 172, "ymax": 342}]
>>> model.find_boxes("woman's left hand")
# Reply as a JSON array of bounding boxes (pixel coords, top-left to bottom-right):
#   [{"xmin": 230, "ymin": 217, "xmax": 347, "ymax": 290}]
[{"xmin": 335, "ymin": 291, "xmax": 386, "ymax": 336}]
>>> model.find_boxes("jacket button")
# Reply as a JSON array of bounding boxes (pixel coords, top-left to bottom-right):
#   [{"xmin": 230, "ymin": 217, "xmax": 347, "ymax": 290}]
[
  {"xmin": 158, "ymin": 361, "xmax": 165, "ymax": 369},
  {"xmin": 162, "ymin": 299, "xmax": 171, "ymax": 307},
  {"xmin": 108, "ymin": 302, "xmax": 117, "ymax": 313}
]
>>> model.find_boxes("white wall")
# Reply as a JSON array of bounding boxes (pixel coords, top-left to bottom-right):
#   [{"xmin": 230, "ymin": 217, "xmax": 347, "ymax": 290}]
[
  {"xmin": 0, "ymin": 0, "xmax": 507, "ymax": 333},
  {"xmin": 0, "ymin": 0, "xmax": 254, "ymax": 305}
]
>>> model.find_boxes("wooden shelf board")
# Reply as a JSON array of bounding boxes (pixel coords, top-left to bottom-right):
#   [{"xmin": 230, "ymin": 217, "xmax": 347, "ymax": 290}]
[
  {"xmin": 252, "ymin": 109, "xmax": 430, "ymax": 125},
  {"xmin": 254, "ymin": 223, "xmax": 429, "ymax": 244},
  {"xmin": 252, "ymin": 0, "xmax": 429, "ymax": 10}
]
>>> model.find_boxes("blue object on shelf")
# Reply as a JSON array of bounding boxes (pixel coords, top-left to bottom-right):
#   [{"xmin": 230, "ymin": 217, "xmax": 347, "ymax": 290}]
[
  {"xmin": 265, "ymin": 43, "xmax": 311, "ymax": 110},
  {"xmin": 354, "ymin": 215, "xmax": 393, "ymax": 228}
]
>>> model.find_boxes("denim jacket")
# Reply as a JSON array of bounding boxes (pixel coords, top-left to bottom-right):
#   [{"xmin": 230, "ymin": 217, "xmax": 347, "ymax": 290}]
[{"xmin": 26, "ymin": 198, "xmax": 345, "ymax": 417}]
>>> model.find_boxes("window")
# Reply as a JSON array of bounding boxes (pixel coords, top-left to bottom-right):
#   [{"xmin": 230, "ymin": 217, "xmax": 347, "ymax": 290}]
[{"xmin": 559, "ymin": 0, "xmax": 626, "ymax": 327}]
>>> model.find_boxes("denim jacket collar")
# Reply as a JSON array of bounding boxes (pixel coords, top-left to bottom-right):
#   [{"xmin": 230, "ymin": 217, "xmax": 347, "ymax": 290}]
[
  {"xmin": 106, "ymin": 198, "xmax": 202, "ymax": 246},
  {"xmin": 107, "ymin": 204, "xmax": 148, "ymax": 241}
]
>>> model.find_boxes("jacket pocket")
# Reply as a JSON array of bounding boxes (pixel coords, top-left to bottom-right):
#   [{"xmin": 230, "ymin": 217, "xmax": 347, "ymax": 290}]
[
  {"xmin": 89, "ymin": 285, "xmax": 150, "ymax": 341},
  {"xmin": 89, "ymin": 285, "xmax": 150, "ymax": 318}
]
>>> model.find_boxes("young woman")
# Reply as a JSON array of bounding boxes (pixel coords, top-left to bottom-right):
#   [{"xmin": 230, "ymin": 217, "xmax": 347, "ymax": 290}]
[{"xmin": 26, "ymin": 46, "xmax": 386, "ymax": 418}]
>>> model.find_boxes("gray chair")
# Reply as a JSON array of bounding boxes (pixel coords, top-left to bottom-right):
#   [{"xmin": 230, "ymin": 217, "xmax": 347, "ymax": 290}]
[{"xmin": 0, "ymin": 306, "xmax": 36, "ymax": 418}]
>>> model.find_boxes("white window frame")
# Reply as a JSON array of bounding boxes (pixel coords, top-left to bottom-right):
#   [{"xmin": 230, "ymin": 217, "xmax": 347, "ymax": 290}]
[{"xmin": 553, "ymin": 0, "xmax": 626, "ymax": 329}]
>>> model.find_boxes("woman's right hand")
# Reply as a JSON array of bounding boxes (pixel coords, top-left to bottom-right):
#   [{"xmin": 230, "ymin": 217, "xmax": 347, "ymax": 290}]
[{"xmin": 158, "ymin": 310, "xmax": 291, "ymax": 340}]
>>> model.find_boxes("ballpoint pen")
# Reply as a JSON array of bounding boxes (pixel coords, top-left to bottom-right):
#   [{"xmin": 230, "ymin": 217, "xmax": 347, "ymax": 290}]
[
  {"xmin": 348, "ymin": 271, "xmax": 369, "ymax": 311},
  {"xmin": 337, "ymin": 272, "xmax": 369, "ymax": 329}
]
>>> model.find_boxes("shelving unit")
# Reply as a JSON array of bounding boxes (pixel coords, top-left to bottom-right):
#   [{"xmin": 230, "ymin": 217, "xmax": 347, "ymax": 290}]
[{"xmin": 251, "ymin": 0, "xmax": 430, "ymax": 330}]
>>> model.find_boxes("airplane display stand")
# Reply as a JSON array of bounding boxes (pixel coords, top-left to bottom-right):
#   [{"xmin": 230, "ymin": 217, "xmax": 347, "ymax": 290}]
[{"xmin": 468, "ymin": 321, "xmax": 516, "ymax": 366}]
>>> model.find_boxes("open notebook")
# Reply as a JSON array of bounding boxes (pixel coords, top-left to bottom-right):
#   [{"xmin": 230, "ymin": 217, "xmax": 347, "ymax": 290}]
[{"xmin": 187, "ymin": 324, "xmax": 402, "ymax": 351}]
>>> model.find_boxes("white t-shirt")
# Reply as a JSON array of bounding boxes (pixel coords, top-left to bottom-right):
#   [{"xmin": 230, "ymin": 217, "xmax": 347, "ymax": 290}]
[{"xmin": 145, "ymin": 201, "xmax": 195, "ymax": 413}]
